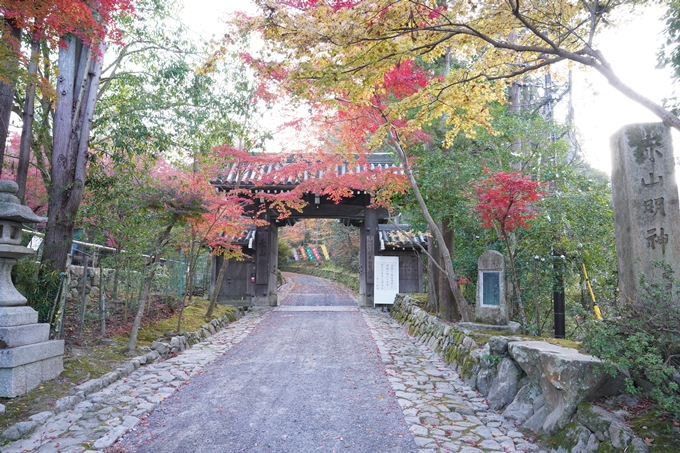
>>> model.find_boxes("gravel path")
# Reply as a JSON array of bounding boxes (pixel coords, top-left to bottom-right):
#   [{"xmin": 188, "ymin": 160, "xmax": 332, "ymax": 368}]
[
  {"xmin": 1, "ymin": 273, "xmax": 546, "ymax": 453},
  {"xmin": 277, "ymin": 272, "xmax": 358, "ymax": 306},
  {"xmin": 119, "ymin": 273, "xmax": 415, "ymax": 453}
]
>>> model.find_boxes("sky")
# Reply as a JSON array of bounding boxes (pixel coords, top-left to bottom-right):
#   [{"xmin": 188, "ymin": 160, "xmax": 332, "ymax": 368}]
[{"xmin": 178, "ymin": 1, "xmax": 677, "ymax": 174}]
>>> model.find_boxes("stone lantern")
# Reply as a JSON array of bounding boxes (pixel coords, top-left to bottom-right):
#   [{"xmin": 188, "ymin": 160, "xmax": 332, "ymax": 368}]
[{"xmin": 0, "ymin": 180, "xmax": 64, "ymax": 397}]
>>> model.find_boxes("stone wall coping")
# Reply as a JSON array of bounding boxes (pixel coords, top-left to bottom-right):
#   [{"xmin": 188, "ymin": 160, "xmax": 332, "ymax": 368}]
[
  {"xmin": 456, "ymin": 321, "xmax": 521, "ymax": 334},
  {"xmin": 508, "ymin": 340, "xmax": 604, "ymax": 363}
]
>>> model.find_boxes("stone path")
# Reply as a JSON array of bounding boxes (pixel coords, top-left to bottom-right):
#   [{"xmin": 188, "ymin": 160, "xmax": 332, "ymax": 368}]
[
  {"xmin": 1, "ymin": 273, "xmax": 547, "ymax": 453},
  {"xmin": 0, "ymin": 309, "xmax": 269, "ymax": 453},
  {"xmin": 361, "ymin": 309, "xmax": 546, "ymax": 453}
]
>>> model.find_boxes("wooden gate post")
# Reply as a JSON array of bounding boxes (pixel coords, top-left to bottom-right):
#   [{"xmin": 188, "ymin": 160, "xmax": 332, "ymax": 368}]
[{"xmin": 359, "ymin": 209, "xmax": 379, "ymax": 307}]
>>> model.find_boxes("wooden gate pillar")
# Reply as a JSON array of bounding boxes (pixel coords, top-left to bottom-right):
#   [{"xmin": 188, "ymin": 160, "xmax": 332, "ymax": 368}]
[
  {"xmin": 253, "ymin": 222, "xmax": 279, "ymax": 306},
  {"xmin": 359, "ymin": 208, "xmax": 379, "ymax": 307}
]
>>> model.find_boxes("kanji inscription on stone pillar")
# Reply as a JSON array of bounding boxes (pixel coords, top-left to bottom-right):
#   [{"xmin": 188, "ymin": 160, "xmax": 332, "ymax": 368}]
[{"xmin": 611, "ymin": 123, "xmax": 680, "ymax": 304}]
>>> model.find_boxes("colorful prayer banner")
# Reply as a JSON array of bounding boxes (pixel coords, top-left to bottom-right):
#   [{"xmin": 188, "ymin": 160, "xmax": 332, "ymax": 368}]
[
  {"xmin": 293, "ymin": 248, "xmax": 299, "ymax": 261},
  {"xmin": 311, "ymin": 246, "xmax": 322, "ymax": 261},
  {"xmin": 320, "ymin": 244, "xmax": 330, "ymax": 260},
  {"xmin": 299, "ymin": 246, "xmax": 308, "ymax": 260},
  {"xmin": 305, "ymin": 246, "xmax": 315, "ymax": 261}
]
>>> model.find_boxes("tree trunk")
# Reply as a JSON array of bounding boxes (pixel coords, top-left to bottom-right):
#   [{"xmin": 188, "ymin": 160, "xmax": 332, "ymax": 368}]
[
  {"xmin": 41, "ymin": 35, "xmax": 106, "ymax": 276},
  {"xmin": 438, "ymin": 219, "xmax": 460, "ymax": 321},
  {"xmin": 99, "ymin": 256, "xmax": 106, "ymax": 339},
  {"xmin": 0, "ymin": 20, "xmax": 21, "ymax": 173},
  {"xmin": 387, "ymin": 131, "xmax": 472, "ymax": 321},
  {"xmin": 124, "ymin": 261, "xmax": 132, "ymax": 322},
  {"xmin": 33, "ymin": 41, "xmax": 54, "ymax": 188},
  {"xmin": 128, "ymin": 224, "xmax": 173, "ymax": 353},
  {"xmin": 112, "ymin": 245, "xmax": 121, "ymax": 299},
  {"xmin": 127, "ymin": 260, "xmax": 155, "ymax": 354},
  {"xmin": 504, "ymin": 234, "xmax": 528, "ymax": 330},
  {"xmin": 17, "ymin": 37, "xmax": 40, "ymax": 203},
  {"xmin": 177, "ymin": 241, "xmax": 199, "ymax": 333},
  {"xmin": 426, "ymin": 232, "xmax": 439, "ymax": 313},
  {"xmin": 77, "ymin": 251, "xmax": 89, "ymax": 338},
  {"xmin": 206, "ymin": 256, "xmax": 229, "ymax": 319}
]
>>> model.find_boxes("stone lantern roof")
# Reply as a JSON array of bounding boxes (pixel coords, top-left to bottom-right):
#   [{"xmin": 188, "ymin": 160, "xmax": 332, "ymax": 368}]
[{"xmin": 0, "ymin": 180, "xmax": 46, "ymax": 224}]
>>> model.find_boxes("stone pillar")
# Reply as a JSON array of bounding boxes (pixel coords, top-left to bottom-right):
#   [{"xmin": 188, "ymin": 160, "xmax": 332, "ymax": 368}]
[
  {"xmin": 611, "ymin": 123, "xmax": 680, "ymax": 304},
  {"xmin": 358, "ymin": 209, "xmax": 379, "ymax": 307},
  {"xmin": 0, "ymin": 180, "xmax": 64, "ymax": 397},
  {"xmin": 475, "ymin": 250, "xmax": 508, "ymax": 325}
]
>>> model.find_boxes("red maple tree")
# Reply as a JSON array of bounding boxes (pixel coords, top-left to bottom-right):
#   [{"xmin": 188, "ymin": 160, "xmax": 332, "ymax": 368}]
[
  {"xmin": 473, "ymin": 170, "xmax": 544, "ymax": 236},
  {"xmin": 0, "ymin": 0, "xmax": 133, "ymax": 45},
  {"xmin": 473, "ymin": 170, "xmax": 545, "ymax": 330}
]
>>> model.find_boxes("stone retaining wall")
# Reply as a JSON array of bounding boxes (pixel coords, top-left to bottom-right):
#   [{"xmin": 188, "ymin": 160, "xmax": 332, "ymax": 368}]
[
  {"xmin": 391, "ymin": 294, "xmax": 648, "ymax": 453},
  {"xmin": 1, "ymin": 310, "xmax": 241, "ymax": 442}
]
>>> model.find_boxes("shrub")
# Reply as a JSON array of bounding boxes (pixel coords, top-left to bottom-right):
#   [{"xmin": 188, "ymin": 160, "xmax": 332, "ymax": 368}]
[{"xmin": 583, "ymin": 262, "xmax": 680, "ymax": 418}]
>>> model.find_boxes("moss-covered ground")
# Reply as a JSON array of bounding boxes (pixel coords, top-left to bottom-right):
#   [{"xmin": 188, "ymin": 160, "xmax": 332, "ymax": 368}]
[{"xmin": 627, "ymin": 405, "xmax": 680, "ymax": 452}]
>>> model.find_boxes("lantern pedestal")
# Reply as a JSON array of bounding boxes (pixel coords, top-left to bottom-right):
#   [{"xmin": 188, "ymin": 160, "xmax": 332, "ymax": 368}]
[{"xmin": 0, "ymin": 181, "xmax": 63, "ymax": 397}]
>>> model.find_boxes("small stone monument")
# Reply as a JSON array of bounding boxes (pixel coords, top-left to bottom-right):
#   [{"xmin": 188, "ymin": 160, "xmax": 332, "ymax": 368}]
[
  {"xmin": 0, "ymin": 180, "xmax": 64, "ymax": 397},
  {"xmin": 611, "ymin": 123, "xmax": 680, "ymax": 304},
  {"xmin": 475, "ymin": 250, "xmax": 508, "ymax": 325}
]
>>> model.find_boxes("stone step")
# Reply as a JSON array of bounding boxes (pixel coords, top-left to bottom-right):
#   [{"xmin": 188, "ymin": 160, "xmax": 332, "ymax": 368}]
[
  {"xmin": 0, "ymin": 306, "xmax": 38, "ymax": 327},
  {"xmin": 0, "ymin": 339, "xmax": 64, "ymax": 368},
  {"xmin": 0, "ymin": 323, "xmax": 49, "ymax": 348}
]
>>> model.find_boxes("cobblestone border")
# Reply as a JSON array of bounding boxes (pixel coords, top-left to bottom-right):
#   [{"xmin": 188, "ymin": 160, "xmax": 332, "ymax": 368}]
[
  {"xmin": 389, "ymin": 295, "xmax": 649, "ymax": 453},
  {"xmin": 1, "ymin": 309, "xmax": 243, "ymax": 443}
]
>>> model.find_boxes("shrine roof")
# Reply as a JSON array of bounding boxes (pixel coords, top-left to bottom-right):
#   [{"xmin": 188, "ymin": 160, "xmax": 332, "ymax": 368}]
[
  {"xmin": 379, "ymin": 224, "xmax": 428, "ymax": 251},
  {"xmin": 211, "ymin": 153, "xmax": 403, "ymax": 191}
]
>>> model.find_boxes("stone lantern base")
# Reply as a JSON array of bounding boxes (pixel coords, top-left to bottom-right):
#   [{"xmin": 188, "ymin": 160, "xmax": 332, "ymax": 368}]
[
  {"xmin": 0, "ymin": 179, "xmax": 61, "ymax": 397},
  {"xmin": 0, "ymin": 306, "xmax": 64, "ymax": 397}
]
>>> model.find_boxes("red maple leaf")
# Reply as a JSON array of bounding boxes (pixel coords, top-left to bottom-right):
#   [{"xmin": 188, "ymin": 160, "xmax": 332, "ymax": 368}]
[{"xmin": 473, "ymin": 170, "xmax": 545, "ymax": 237}]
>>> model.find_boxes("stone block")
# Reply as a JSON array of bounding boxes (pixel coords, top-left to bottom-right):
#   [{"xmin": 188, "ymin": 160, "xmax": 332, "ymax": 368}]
[
  {"xmin": 2, "ymin": 424, "xmax": 21, "ymax": 441},
  {"xmin": 24, "ymin": 360, "xmax": 41, "ymax": 393},
  {"xmin": 93, "ymin": 425, "xmax": 128, "ymax": 450},
  {"xmin": 0, "ymin": 323, "xmax": 49, "ymax": 348},
  {"xmin": 0, "ymin": 363, "xmax": 25, "ymax": 396},
  {"xmin": 0, "ymin": 339, "xmax": 64, "ymax": 368},
  {"xmin": 41, "ymin": 355, "xmax": 63, "ymax": 381},
  {"xmin": 151, "ymin": 340, "xmax": 168, "ymax": 356},
  {"xmin": 29, "ymin": 411, "xmax": 53, "ymax": 424},
  {"xmin": 509, "ymin": 341, "xmax": 626, "ymax": 435},
  {"xmin": 553, "ymin": 423, "xmax": 592, "ymax": 453},
  {"xmin": 576, "ymin": 402, "xmax": 624, "ymax": 434},
  {"xmin": 628, "ymin": 437, "xmax": 649, "ymax": 453},
  {"xmin": 0, "ymin": 353, "xmax": 64, "ymax": 398},
  {"xmin": 487, "ymin": 357, "xmax": 521, "ymax": 410},
  {"xmin": 54, "ymin": 395, "xmax": 81, "ymax": 412},
  {"xmin": 503, "ymin": 383, "xmax": 541, "ymax": 422},
  {"xmin": 0, "ymin": 306, "xmax": 38, "ymax": 327},
  {"xmin": 609, "ymin": 422, "xmax": 633, "ymax": 449},
  {"xmin": 488, "ymin": 336, "xmax": 510, "ymax": 355},
  {"xmin": 523, "ymin": 405, "xmax": 548, "ymax": 431}
]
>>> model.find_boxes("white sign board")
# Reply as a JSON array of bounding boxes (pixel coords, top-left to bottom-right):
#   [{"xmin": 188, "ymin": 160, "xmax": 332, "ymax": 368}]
[
  {"xmin": 27, "ymin": 236, "xmax": 43, "ymax": 251},
  {"xmin": 374, "ymin": 256, "xmax": 399, "ymax": 305}
]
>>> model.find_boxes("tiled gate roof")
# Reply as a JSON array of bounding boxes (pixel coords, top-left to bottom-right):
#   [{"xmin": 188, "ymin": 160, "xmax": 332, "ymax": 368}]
[{"xmin": 212, "ymin": 153, "xmax": 403, "ymax": 191}]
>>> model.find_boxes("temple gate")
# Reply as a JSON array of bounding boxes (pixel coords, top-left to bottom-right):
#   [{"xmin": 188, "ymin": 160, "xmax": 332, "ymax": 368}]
[{"xmin": 210, "ymin": 154, "xmax": 424, "ymax": 307}]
